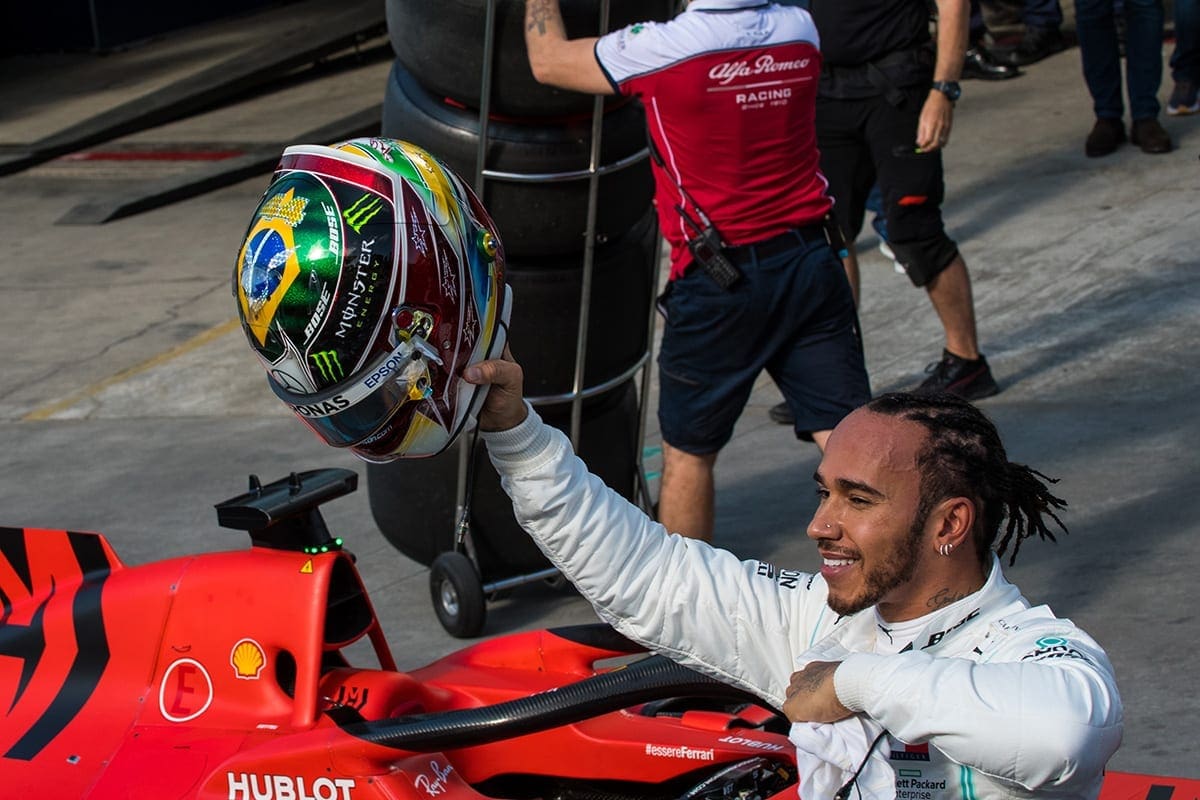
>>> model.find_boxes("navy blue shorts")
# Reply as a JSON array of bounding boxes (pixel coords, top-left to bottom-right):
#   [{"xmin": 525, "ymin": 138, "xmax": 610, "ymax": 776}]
[{"xmin": 657, "ymin": 227, "xmax": 871, "ymax": 454}]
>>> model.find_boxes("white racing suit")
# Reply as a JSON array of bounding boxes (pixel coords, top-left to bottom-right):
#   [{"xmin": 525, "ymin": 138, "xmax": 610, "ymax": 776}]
[{"xmin": 481, "ymin": 408, "xmax": 1123, "ymax": 800}]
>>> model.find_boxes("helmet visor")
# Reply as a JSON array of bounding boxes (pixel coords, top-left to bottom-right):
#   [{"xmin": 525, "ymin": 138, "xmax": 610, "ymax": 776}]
[{"xmin": 269, "ymin": 338, "xmax": 436, "ymax": 449}]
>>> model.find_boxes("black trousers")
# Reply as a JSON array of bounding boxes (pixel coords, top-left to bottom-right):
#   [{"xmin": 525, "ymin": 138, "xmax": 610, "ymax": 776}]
[{"xmin": 815, "ymin": 86, "xmax": 959, "ymax": 286}]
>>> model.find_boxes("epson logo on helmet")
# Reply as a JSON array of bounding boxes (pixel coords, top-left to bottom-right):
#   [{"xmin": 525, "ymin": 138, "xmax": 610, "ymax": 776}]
[
  {"xmin": 364, "ymin": 351, "xmax": 411, "ymax": 390},
  {"xmin": 292, "ymin": 396, "xmax": 351, "ymax": 418}
]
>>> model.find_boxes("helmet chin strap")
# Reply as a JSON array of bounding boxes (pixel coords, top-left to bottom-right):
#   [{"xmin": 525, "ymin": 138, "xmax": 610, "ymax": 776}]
[
  {"xmin": 453, "ymin": 424, "xmax": 484, "ymax": 555},
  {"xmin": 450, "ymin": 291, "xmax": 512, "ymax": 550}
]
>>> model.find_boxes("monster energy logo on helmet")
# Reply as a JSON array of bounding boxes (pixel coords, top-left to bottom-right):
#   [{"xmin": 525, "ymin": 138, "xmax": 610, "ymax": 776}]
[
  {"xmin": 344, "ymin": 194, "xmax": 384, "ymax": 233},
  {"xmin": 311, "ymin": 350, "xmax": 345, "ymax": 383}
]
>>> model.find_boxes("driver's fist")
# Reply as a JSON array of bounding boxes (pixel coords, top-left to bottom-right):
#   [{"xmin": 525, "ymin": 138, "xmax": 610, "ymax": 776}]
[
  {"xmin": 783, "ymin": 661, "xmax": 851, "ymax": 724},
  {"xmin": 464, "ymin": 345, "xmax": 528, "ymax": 432}
]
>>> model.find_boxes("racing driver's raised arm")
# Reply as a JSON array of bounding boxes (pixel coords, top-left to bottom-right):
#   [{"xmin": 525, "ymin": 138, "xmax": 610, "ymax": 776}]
[{"xmin": 465, "ymin": 354, "xmax": 826, "ymax": 708}]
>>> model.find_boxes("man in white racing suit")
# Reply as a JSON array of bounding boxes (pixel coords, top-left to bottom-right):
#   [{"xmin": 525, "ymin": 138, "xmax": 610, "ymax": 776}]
[{"xmin": 463, "ymin": 351, "xmax": 1122, "ymax": 799}]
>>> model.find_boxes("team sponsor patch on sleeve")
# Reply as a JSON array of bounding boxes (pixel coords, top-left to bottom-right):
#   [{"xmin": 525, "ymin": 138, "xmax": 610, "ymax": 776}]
[
  {"xmin": 1019, "ymin": 635, "xmax": 1092, "ymax": 663},
  {"xmin": 614, "ymin": 20, "xmax": 656, "ymax": 50}
]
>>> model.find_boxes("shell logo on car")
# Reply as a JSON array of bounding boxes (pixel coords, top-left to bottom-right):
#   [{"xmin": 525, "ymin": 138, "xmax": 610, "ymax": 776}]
[{"xmin": 230, "ymin": 638, "xmax": 266, "ymax": 680}]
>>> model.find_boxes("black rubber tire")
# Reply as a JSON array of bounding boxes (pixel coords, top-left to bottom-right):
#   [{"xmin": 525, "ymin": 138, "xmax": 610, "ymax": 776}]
[
  {"xmin": 386, "ymin": 0, "xmax": 676, "ymax": 118},
  {"xmin": 430, "ymin": 551, "xmax": 487, "ymax": 638},
  {"xmin": 367, "ymin": 377, "xmax": 642, "ymax": 575},
  {"xmin": 507, "ymin": 209, "xmax": 658, "ymax": 398},
  {"xmin": 381, "ymin": 58, "xmax": 653, "ymax": 257}
]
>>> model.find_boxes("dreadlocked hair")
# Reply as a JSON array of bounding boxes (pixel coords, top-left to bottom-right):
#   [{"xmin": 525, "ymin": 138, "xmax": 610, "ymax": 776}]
[{"xmin": 865, "ymin": 392, "xmax": 1068, "ymax": 566}]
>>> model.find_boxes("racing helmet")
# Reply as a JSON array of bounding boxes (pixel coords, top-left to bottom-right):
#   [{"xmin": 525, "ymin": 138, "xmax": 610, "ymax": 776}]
[{"xmin": 234, "ymin": 137, "xmax": 511, "ymax": 461}]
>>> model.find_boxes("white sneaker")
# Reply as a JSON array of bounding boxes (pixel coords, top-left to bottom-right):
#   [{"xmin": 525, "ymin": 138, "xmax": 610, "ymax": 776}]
[{"xmin": 1167, "ymin": 80, "xmax": 1199, "ymax": 116}]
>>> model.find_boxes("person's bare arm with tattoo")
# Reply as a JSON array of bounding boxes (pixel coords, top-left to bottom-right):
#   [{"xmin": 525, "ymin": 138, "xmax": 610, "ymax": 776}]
[
  {"xmin": 783, "ymin": 661, "xmax": 852, "ymax": 724},
  {"xmin": 524, "ymin": 0, "xmax": 616, "ymax": 94}
]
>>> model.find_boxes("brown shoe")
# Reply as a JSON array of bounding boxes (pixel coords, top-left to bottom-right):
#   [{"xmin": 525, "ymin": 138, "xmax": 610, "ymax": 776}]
[
  {"xmin": 1085, "ymin": 118, "xmax": 1126, "ymax": 157},
  {"xmin": 1130, "ymin": 118, "xmax": 1173, "ymax": 154}
]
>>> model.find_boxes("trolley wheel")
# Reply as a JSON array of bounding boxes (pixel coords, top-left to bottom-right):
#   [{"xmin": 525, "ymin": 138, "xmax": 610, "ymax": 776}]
[{"xmin": 430, "ymin": 551, "xmax": 487, "ymax": 638}]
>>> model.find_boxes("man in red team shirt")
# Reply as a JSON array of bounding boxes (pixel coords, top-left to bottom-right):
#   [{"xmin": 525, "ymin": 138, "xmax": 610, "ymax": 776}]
[{"xmin": 524, "ymin": 0, "xmax": 871, "ymax": 542}]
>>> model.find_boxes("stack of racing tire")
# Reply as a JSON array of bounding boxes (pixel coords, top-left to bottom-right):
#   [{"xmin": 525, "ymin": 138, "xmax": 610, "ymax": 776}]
[{"xmin": 367, "ymin": 0, "xmax": 674, "ymax": 636}]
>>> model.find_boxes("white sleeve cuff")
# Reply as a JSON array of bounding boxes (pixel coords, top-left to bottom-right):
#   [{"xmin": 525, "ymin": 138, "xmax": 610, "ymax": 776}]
[
  {"xmin": 834, "ymin": 653, "xmax": 887, "ymax": 713},
  {"xmin": 479, "ymin": 402, "xmax": 554, "ymax": 469}
]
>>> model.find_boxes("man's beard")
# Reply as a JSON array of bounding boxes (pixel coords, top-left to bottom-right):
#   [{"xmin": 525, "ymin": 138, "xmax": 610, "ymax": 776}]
[{"xmin": 826, "ymin": 512, "xmax": 926, "ymax": 617}]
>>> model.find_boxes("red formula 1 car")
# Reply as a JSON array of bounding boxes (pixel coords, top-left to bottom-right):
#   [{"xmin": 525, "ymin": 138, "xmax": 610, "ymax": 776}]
[{"xmin": 1, "ymin": 469, "xmax": 1195, "ymax": 800}]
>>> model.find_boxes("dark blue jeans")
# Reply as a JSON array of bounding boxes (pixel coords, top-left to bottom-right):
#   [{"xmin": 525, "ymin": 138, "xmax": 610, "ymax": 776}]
[
  {"xmin": 1172, "ymin": 0, "xmax": 1200, "ymax": 83},
  {"xmin": 1075, "ymin": 0, "xmax": 1165, "ymax": 120},
  {"xmin": 1026, "ymin": 0, "xmax": 1065, "ymax": 28}
]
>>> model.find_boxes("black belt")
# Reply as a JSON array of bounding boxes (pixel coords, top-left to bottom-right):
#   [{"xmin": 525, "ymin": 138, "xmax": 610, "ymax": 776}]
[{"xmin": 725, "ymin": 223, "xmax": 827, "ymax": 263}]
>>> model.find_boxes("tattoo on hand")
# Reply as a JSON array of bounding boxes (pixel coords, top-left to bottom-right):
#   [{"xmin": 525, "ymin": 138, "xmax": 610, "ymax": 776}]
[
  {"xmin": 927, "ymin": 587, "xmax": 969, "ymax": 609},
  {"xmin": 527, "ymin": 0, "xmax": 551, "ymax": 34},
  {"xmin": 795, "ymin": 663, "xmax": 834, "ymax": 694}
]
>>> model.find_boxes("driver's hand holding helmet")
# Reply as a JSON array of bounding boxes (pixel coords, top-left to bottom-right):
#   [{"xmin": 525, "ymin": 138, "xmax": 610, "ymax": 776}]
[{"xmin": 234, "ymin": 137, "xmax": 512, "ymax": 461}]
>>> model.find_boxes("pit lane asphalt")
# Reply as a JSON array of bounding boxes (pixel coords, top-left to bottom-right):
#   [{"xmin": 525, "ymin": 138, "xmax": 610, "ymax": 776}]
[{"xmin": 0, "ymin": 10, "xmax": 1197, "ymax": 780}]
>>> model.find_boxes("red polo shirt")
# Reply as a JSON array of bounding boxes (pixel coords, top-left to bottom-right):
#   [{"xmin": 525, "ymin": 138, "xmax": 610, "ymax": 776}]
[{"xmin": 595, "ymin": 2, "xmax": 832, "ymax": 279}]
